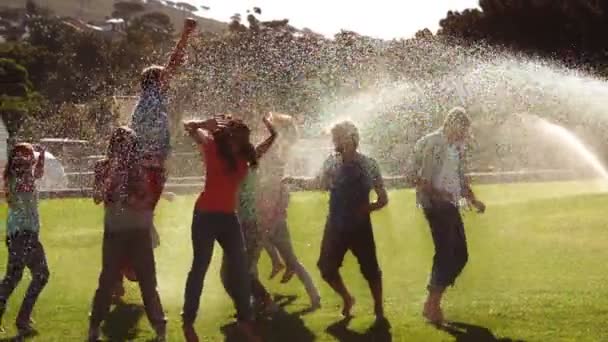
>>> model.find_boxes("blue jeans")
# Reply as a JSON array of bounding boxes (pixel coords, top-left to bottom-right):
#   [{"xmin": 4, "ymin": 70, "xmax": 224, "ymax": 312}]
[
  {"xmin": 0, "ymin": 231, "xmax": 49, "ymax": 326},
  {"xmin": 90, "ymin": 229, "xmax": 165, "ymax": 332},
  {"xmin": 182, "ymin": 211, "xmax": 253, "ymax": 324}
]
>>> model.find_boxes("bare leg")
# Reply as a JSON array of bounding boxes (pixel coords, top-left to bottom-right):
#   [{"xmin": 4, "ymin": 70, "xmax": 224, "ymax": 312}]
[
  {"xmin": 325, "ymin": 275, "xmax": 355, "ymax": 317},
  {"xmin": 263, "ymin": 241, "xmax": 284, "ymax": 280},
  {"xmin": 423, "ymin": 286, "xmax": 444, "ymax": 325}
]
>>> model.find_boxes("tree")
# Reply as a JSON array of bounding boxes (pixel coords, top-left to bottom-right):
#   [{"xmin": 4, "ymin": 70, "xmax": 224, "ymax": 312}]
[
  {"xmin": 175, "ymin": 2, "xmax": 198, "ymax": 13},
  {"xmin": 131, "ymin": 11, "xmax": 175, "ymax": 44},
  {"xmin": 112, "ymin": 1, "xmax": 145, "ymax": 22},
  {"xmin": 0, "ymin": 59, "xmax": 43, "ymax": 137},
  {"xmin": 437, "ymin": 0, "xmax": 608, "ymax": 67}
]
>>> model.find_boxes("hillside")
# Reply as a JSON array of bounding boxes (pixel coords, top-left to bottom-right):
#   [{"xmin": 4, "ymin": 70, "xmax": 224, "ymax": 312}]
[{"xmin": 5, "ymin": 0, "xmax": 228, "ymax": 33}]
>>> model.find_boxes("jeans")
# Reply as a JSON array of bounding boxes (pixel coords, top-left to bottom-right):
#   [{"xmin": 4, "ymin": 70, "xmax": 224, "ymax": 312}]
[
  {"xmin": 220, "ymin": 220, "xmax": 270, "ymax": 304},
  {"xmin": 261, "ymin": 218, "xmax": 320, "ymax": 302},
  {"xmin": 182, "ymin": 211, "xmax": 253, "ymax": 324},
  {"xmin": 423, "ymin": 200, "xmax": 469, "ymax": 290},
  {"xmin": 90, "ymin": 229, "xmax": 166, "ymax": 332},
  {"xmin": 0, "ymin": 231, "xmax": 49, "ymax": 325}
]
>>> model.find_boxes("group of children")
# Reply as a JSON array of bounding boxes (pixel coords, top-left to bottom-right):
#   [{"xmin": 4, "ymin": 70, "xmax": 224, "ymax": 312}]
[{"xmin": 0, "ymin": 18, "xmax": 487, "ymax": 342}]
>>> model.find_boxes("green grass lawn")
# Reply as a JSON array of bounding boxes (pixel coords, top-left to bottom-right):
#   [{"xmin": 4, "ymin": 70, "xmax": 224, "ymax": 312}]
[{"xmin": 0, "ymin": 181, "xmax": 607, "ymax": 341}]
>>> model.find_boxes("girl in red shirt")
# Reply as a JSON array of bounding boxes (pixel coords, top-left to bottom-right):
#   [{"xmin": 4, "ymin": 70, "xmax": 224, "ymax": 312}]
[{"xmin": 181, "ymin": 116, "xmax": 265, "ymax": 342}]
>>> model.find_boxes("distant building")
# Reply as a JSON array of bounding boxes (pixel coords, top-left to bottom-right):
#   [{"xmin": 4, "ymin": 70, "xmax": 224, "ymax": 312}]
[{"xmin": 61, "ymin": 17, "xmax": 125, "ymax": 40}]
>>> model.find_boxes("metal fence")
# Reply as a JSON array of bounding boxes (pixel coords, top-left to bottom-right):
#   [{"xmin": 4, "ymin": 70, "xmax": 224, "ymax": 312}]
[{"xmin": 1, "ymin": 169, "xmax": 584, "ymax": 199}]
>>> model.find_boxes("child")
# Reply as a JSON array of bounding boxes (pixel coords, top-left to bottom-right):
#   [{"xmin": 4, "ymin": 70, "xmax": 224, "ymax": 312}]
[
  {"xmin": 256, "ymin": 113, "xmax": 321, "ymax": 309},
  {"xmin": 88, "ymin": 127, "xmax": 166, "ymax": 342},
  {"xmin": 409, "ymin": 107, "xmax": 485, "ymax": 325},
  {"xmin": 0, "ymin": 143, "xmax": 49, "ymax": 336},
  {"xmin": 283, "ymin": 121, "xmax": 388, "ymax": 319},
  {"xmin": 130, "ymin": 18, "xmax": 197, "ymax": 211},
  {"xmin": 181, "ymin": 116, "xmax": 268, "ymax": 342},
  {"xmin": 220, "ymin": 114, "xmax": 278, "ymax": 316}
]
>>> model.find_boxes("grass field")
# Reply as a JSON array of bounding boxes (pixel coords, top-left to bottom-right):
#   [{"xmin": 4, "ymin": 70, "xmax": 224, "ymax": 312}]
[{"xmin": 0, "ymin": 181, "xmax": 607, "ymax": 341}]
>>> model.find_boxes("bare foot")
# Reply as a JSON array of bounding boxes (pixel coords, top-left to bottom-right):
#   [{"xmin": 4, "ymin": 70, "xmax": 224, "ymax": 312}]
[
  {"xmin": 342, "ymin": 296, "xmax": 355, "ymax": 317},
  {"xmin": 422, "ymin": 301, "xmax": 444, "ymax": 327},
  {"xmin": 269, "ymin": 263, "xmax": 285, "ymax": 280},
  {"xmin": 182, "ymin": 324, "xmax": 199, "ymax": 342}
]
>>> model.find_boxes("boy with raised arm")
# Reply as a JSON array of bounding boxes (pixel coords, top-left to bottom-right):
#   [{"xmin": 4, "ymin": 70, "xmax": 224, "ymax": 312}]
[
  {"xmin": 130, "ymin": 17, "xmax": 197, "ymax": 208},
  {"xmin": 283, "ymin": 121, "xmax": 388, "ymax": 320}
]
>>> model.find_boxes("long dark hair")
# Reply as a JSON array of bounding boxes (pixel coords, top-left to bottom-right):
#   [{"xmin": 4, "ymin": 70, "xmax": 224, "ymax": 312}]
[
  {"xmin": 3, "ymin": 143, "xmax": 35, "ymax": 187},
  {"xmin": 213, "ymin": 118, "xmax": 258, "ymax": 172}
]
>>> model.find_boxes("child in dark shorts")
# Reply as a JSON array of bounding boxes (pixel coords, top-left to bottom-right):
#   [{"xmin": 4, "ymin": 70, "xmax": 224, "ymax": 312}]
[{"xmin": 284, "ymin": 121, "xmax": 388, "ymax": 319}]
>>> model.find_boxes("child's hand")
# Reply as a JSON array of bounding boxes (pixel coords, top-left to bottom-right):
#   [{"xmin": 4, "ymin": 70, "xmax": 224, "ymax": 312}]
[{"xmin": 471, "ymin": 199, "xmax": 486, "ymax": 214}]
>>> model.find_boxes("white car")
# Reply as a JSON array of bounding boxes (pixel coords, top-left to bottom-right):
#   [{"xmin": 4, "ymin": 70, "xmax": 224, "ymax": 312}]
[{"xmin": 34, "ymin": 151, "xmax": 69, "ymax": 190}]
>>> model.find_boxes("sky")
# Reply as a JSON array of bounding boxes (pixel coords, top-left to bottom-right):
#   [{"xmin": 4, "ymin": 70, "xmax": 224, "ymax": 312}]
[{"xmin": 188, "ymin": 0, "xmax": 480, "ymax": 39}]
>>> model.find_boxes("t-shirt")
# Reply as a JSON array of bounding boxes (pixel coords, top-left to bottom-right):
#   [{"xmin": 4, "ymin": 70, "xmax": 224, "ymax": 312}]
[
  {"xmin": 195, "ymin": 139, "xmax": 249, "ymax": 213},
  {"xmin": 95, "ymin": 160, "xmax": 155, "ymax": 232},
  {"xmin": 434, "ymin": 144, "xmax": 462, "ymax": 204},
  {"xmin": 130, "ymin": 89, "xmax": 171, "ymax": 160},
  {"xmin": 6, "ymin": 175, "xmax": 40, "ymax": 237},
  {"xmin": 320, "ymin": 153, "xmax": 382, "ymax": 230},
  {"xmin": 237, "ymin": 170, "xmax": 257, "ymax": 223}
]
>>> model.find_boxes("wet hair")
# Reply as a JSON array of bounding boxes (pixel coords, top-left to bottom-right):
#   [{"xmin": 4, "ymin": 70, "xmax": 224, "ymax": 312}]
[
  {"xmin": 3, "ymin": 143, "xmax": 35, "ymax": 186},
  {"xmin": 213, "ymin": 117, "xmax": 258, "ymax": 172},
  {"xmin": 103, "ymin": 126, "xmax": 139, "ymax": 203},
  {"xmin": 140, "ymin": 65, "xmax": 164, "ymax": 92},
  {"xmin": 331, "ymin": 121, "xmax": 360, "ymax": 149},
  {"xmin": 443, "ymin": 107, "xmax": 471, "ymax": 133},
  {"xmin": 106, "ymin": 126, "xmax": 137, "ymax": 160}
]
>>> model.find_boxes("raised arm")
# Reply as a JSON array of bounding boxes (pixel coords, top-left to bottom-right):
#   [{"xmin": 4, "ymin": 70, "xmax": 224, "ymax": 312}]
[
  {"xmin": 183, "ymin": 118, "xmax": 217, "ymax": 145},
  {"xmin": 255, "ymin": 113, "xmax": 278, "ymax": 159},
  {"xmin": 160, "ymin": 18, "xmax": 197, "ymax": 90},
  {"xmin": 33, "ymin": 145, "xmax": 45, "ymax": 179}
]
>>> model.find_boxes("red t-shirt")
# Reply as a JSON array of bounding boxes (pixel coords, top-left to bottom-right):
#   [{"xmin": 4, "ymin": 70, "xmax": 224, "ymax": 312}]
[{"xmin": 195, "ymin": 139, "xmax": 249, "ymax": 213}]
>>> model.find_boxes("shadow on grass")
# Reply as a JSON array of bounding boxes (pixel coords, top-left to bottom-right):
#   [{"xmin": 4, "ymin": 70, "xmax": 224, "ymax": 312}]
[
  {"xmin": 101, "ymin": 302, "xmax": 145, "ymax": 342},
  {"xmin": 221, "ymin": 294, "xmax": 317, "ymax": 342},
  {"xmin": 0, "ymin": 329, "xmax": 38, "ymax": 342},
  {"xmin": 326, "ymin": 316, "xmax": 392, "ymax": 342},
  {"xmin": 440, "ymin": 321, "xmax": 525, "ymax": 342}
]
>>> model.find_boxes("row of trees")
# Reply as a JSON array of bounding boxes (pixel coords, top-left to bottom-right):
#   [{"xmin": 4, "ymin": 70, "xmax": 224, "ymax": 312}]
[
  {"xmin": 4, "ymin": 0, "xmax": 608, "ymax": 170},
  {"xmin": 438, "ymin": 0, "xmax": 608, "ymax": 73},
  {"xmin": 1, "ymin": 1, "xmax": 177, "ymax": 142}
]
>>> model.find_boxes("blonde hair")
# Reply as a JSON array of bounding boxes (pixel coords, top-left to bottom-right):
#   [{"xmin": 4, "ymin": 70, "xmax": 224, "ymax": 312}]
[
  {"xmin": 331, "ymin": 121, "xmax": 359, "ymax": 148},
  {"xmin": 270, "ymin": 112, "xmax": 298, "ymax": 145}
]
